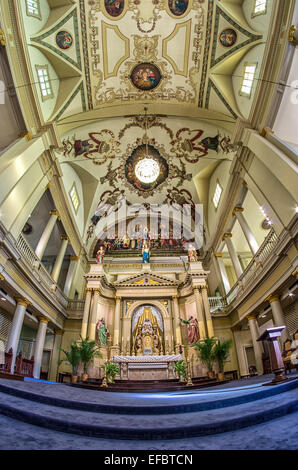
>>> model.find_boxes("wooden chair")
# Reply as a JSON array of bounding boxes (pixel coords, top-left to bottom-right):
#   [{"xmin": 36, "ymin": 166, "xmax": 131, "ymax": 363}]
[{"xmin": 282, "ymin": 338, "xmax": 297, "ymax": 374}]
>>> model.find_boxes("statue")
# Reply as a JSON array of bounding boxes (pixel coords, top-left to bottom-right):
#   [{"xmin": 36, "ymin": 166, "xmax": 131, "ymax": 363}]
[
  {"xmin": 96, "ymin": 317, "xmax": 109, "ymax": 346},
  {"xmin": 188, "ymin": 244, "xmax": 198, "ymax": 262},
  {"xmin": 96, "ymin": 246, "xmax": 105, "ymax": 264},
  {"xmin": 180, "ymin": 316, "xmax": 200, "ymax": 344},
  {"xmin": 135, "ymin": 326, "xmax": 143, "ymax": 355},
  {"xmin": 142, "ymin": 240, "xmax": 150, "ymax": 263}
]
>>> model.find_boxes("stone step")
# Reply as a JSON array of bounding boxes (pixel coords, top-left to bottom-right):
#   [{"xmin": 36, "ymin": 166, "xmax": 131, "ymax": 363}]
[{"xmin": 0, "ymin": 386, "xmax": 297, "ymax": 440}]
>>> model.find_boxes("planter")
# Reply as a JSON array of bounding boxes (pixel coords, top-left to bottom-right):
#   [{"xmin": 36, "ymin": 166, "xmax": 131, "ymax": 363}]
[
  {"xmin": 81, "ymin": 373, "xmax": 89, "ymax": 382},
  {"xmin": 218, "ymin": 372, "xmax": 225, "ymax": 381},
  {"xmin": 71, "ymin": 375, "xmax": 78, "ymax": 384},
  {"xmin": 208, "ymin": 371, "xmax": 215, "ymax": 379}
]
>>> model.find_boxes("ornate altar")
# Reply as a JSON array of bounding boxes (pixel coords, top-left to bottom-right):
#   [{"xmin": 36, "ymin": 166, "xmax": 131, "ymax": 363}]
[
  {"xmin": 113, "ymin": 354, "xmax": 182, "ymax": 381},
  {"xmin": 132, "ymin": 307, "xmax": 164, "ymax": 356}
]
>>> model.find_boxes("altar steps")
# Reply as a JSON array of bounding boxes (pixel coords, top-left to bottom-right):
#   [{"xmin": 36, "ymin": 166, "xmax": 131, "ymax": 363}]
[
  {"xmin": 0, "ymin": 378, "xmax": 297, "ymax": 440},
  {"xmin": 71, "ymin": 376, "xmax": 222, "ymax": 392}
]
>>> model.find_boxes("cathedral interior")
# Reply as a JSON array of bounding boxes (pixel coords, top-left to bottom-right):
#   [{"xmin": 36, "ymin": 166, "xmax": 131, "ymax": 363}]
[{"xmin": 0, "ymin": 0, "xmax": 297, "ymax": 452}]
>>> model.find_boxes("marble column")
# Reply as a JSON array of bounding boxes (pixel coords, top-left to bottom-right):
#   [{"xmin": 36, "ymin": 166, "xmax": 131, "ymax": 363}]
[
  {"xmin": 247, "ymin": 314, "xmax": 263, "ymax": 375},
  {"xmin": 63, "ymin": 256, "xmax": 79, "ymax": 297},
  {"xmin": 51, "ymin": 236, "xmax": 69, "ymax": 283},
  {"xmin": 88, "ymin": 290, "xmax": 99, "ymax": 340},
  {"xmin": 193, "ymin": 288, "xmax": 207, "ymax": 339},
  {"xmin": 49, "ymin": 329, "xmax": 64, "ymax": 382},
  {"xmin": 172, "ymin": 295, "xmax": 182, "ymax": 353},
  {"xmin": 268, "ymin": 294, "xmax": 289, "ymax": 345},
  {"xmin": 33, "ymin": 317, "xmax": 49, "ymax": 379},
  {"xmin": 35, "ymin": 210, "xmax": 59, "ymax": 259},
  {"xmin": 81, "ymin": 289, "xmax": 92, "ymax": 339},
  {"xmin": 233, "ymin": 207, "xmax": 259, "ymax": 255},
  {"xmin": 201, "ymin": 286, "xmax": 215, "ymax": 338},
  {"xmin": 223, "ymin": 233, "xmax": 243, "ymax": 279},
  {"xmin": 214, "ymin": 253, "xmax": 231, "ymax": 294},
  {"xmin": 6, "ymin": 298, "xmax": 30, "ymax": 373},
  {"xmin": 113, "ymin": 297, "xmax": 121, "ymax": 349}
]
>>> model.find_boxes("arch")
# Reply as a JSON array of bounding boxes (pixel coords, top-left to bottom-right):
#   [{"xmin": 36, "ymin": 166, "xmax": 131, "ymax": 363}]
[{"xmin": 125, "ymin": 299, "xmax": 170, "ymax": 321}]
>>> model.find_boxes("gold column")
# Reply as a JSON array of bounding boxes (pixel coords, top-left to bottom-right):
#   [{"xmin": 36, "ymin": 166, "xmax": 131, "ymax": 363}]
[
  {"xmin": 113, "ymin": 297, "xmax": 121, "ymax": 349},
  {"xmin": 172, "ymin": 295, "xmax": 182, "ymax": 353}
]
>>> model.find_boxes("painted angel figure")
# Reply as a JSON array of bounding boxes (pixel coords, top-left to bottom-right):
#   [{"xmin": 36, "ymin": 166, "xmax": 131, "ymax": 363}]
[
  {"xmin": 96, "ymin": 317, "xmax": 109, "ymax": 347},
  {"xmin": 96, "ymin": 246, "xmax": 105, "ymax": 264},
  {"xmin": 180, "ymin": 316, "xmax": 200, "ymax": 344}
]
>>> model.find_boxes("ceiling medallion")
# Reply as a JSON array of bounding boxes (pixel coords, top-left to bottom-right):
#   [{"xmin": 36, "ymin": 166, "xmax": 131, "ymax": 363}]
[
  {"xmin": 219, "ymin": 29, "xmax": 238, "ymax": 48},
  {"xmin": 56, "ymin": 31, "xmax": 73, "ymax": 50},
  {"xmin": 130, "ymin": 63, "xmax": 162, "ymax": 91},
  {"xmin": 104, "ymin": 0, "xmax": 125, "ymax": 17},
  {"xmin": 168, "ymin": 0, "xmax": 189, "ymax": 16},
  {"xmin": 125, "ymin": 144, "xmax": 169, "ymax": 192}
]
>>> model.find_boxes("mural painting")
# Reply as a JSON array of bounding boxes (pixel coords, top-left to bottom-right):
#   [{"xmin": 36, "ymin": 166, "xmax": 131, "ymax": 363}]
[{"xmin": 130, "ymin": 63, "xmax": 162, "ymax": 91}]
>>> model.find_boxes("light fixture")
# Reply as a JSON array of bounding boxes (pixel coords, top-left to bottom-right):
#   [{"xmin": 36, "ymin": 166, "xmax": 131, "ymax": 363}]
[
  {"xmin": 134, "ymin": 107, "xmax": 160, "ymax": 184},
  {"xmin": 295, "ymin": 206, "xmax": 298, "ymax": 214}
]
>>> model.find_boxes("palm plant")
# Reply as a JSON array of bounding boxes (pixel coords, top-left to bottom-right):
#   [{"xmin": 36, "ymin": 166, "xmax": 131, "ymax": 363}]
[
  {"xmin": 173, "ymin": 360, "xmax": 186, "ymax": 381},
  {"xmin": 192, "ymin": 337, "xmax": 217, "ymax": 374},
  {"xmin": 79, "ymin": 336, "xmax": 102, "ymax": 374},
  {"xmin": 101, "ymin": 362, "xmax": 120, "ymax": 382},
  {"xmin": 213, "ymin": 339, "xmax": 232, "ymax": 373},
  {"xmin": 59, "ymin": 341, "xmax": 80, "ymax": 376}
]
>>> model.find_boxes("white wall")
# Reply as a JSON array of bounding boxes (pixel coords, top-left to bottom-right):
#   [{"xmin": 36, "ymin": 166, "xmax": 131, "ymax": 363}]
[
  {"xmin": 207, "ymin": 160, "xmax": 231, "ymax": 236},
  {"xmin": 60, "ymin": 163, "xmax": 84, "ymax": 237}
]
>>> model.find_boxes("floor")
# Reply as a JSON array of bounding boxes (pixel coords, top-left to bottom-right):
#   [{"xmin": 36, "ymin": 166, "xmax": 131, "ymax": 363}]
[{"xmin": 0, "ymin": 373, "xmax": 297, "ymax": 450}]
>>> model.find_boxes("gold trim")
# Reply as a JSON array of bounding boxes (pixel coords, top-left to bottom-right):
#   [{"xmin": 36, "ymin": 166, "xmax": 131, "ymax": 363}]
[
  {"xmin": 233, "ymin": 207, "xmax": 244, "ymax": 216},
  {"xmin": 266, "ymin": 294, "xmax": 280, "ymax": 304},
  {"xmin": 0, "ymin": 274, "xmax": 4, "ymax": 281},
  {"xmin": 291, "ymin": 269, "xmax": 298, "ymax": 279},
  {"xmin": 289, "ymin": 26, "xmax": 298, "ymax": 44},
  {"xmin": 55, "ymin": 329, "xmax": 64, "ymax": 336},
  {"xmin": 214, "ymin": 253, "xmax": 223, "ymax": 258},
  {"xmin": 38, "ymin": 317, "xmax": 49, "ymax": 324},
  {"xmin": 70, "ymin": 256, "xmax": 79, "ymax": 261},
  {"xmin": 0, "ymin": 29, "xmax": 6, "ymax": 46},
  {"xmin": 247, "ymin": 314, "xmax": 257, "ymax": 321},
  {"xmin": 102, "ymin": 22, "xmax": 130, "ymax": 80},
  {"xmin": 222, "ymin": 233, "xmax": 232, "ymax": 241},
  {"xmin": 162, "ymin": 20, "xmax": 191, "ymax": 77}
]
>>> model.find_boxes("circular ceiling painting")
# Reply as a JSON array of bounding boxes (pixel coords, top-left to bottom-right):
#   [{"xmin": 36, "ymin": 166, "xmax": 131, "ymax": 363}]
[
  {"xmin": 130, "ymin": 63, "xmax": 162, "ymax": 91},
  {"xmin": 104, "ymin": 0, "xmax": 125, "ymax": 17},
  {"xmin": 219, "ymin": 29, "xmax": 237, "ymax": 48},
  {"xmin": 125, "ymin": 144, "xmax": 169, "ymax": 192},
  {"xmin": 168, "ymin": 0, "xmax": 189, "ymax": 16},
  {"xmin": 56, "ymin": 31, "xmax": 73, "ymax": 50}
]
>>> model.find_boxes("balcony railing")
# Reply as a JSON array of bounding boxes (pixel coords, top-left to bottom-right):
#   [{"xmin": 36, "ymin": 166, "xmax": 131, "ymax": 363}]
[
  {"xmin": 211, "ymin": 229, "xmax": 279, "ymax": 312},
  {"xmin": 16, "ymin": 233, "xmax": 68, "ymax": 309}
]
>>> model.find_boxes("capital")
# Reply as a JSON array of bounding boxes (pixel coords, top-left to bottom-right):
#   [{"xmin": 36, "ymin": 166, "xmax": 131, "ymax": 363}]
[
  {"xmin": 222, "ymin": 233, "xmax": 232, "ymax": 241},
  {"xmin": 115, "ymin": 296, "xmax": 121, "ymax": 302},
  {"xmin": 49, "ymin": 210, "xmax": 60, "ymax": 220},
  {"xmin": 0, "ymin": 29, "xmax": 6, "ymax": 47},
  {"xmin": 247, "ymin": 314, "xmax": 258, "ymax": 321},
  {"xmin": 291, "ymin": 269, "xmax": 298, "ymax": 280},
  {"xmin": 266, "ymin": 294, "xmax": 280, "ymax": 304},
  {"xmin": 15, "ymin": 297, "xmax": 31, "ymax": 307},
  {"xmin": 70, "ymin": 256, "xmax": 79, "ymax": 261},
  {"xmin": 38, "ymin": 316, "xmax": 49, "ymax": 324},
  {"xmin": 214, "ymin": 253, "xmax": 223, "ymax": 258},
  {"xmin": 242, "ymin": 180, "xmax": 248, "ymax": 187},
  {"xmin": 289, "ymin": 25, "xmax": 298, "ymax": 44},
  {"xmin": 60, "ymin": 235, "xmax": 70, "ymax": 243},
  {"xmin": 55, "ymin": 329, "xmax": 64, "ymax": 336},
  {"xmin": 0, "ymin": 274, "xmax": 4, "ymax": 281},
  {"xmin": 233, "ymin": 207, "xmax": 244, "ymax": 216}
]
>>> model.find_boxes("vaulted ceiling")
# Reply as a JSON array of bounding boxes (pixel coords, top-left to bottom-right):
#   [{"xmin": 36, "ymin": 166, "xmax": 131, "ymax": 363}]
[{"xmin": 14, "ymin": 0, "xmax": 275, "ymax": 249}]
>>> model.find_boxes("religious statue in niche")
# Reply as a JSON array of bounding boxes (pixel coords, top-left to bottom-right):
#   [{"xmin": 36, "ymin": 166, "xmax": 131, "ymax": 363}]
[
  {"xmin": 219, "ymin": 29, "xmax": 237, "ymax": 48},
  {"xmin": 188, "ymin": 244, "xmax": 198, "ymax": 262},
  {"xmin": 130, "ymin": 63, "xmax": 162, "ymax": 91},
  {"xmin": 142, "ymin": 240, "xmax": 150, "ymax": 264},
  {"xmin": 104, "ymin": 0, "xmax": 125, "ymax": 17},
  {"xmin": 96, "ymin": 246, "xmax": 106, "ymax": 264},
  {"xmin": 168, "ymin": 0, "xmax": 189, "ymax": 16},
  {"xmin": 96, "ymin": 318, "xmax": 109, "ymax": 347},
  {"xmin": 56, "ymin": 31, "xmax": 73, "ymax": 50},
  {"xmin": 133, "ymin": 308, "xmax": 163, "ymax": 356},
  {"xmin": 180, "ymin": 316, "xmax": 200, "ymax": 344}
]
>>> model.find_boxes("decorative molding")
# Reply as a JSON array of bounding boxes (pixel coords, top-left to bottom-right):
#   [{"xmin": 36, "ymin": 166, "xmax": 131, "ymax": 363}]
[
  {"xmin": 102, "ymin": 22, "xmax": 130, "ymax": 79},
  {"xmin": 162, "ymin": 20, "xmax": 191, "ymax": 77}
]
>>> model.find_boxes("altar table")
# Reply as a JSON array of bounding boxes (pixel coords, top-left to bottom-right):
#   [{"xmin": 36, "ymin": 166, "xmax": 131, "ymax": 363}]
[{"xmin": 113, "ymin": 354, "xmax": 182, "ymax": 381}]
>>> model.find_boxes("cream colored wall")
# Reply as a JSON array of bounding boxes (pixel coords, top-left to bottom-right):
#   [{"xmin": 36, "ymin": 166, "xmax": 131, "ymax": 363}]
[
  {"xmin": 20, "ymin": 0, "xmax": 51, "ymax": 39},
  {"xmin": 28, "ymin": 46, "xmax": 59, "ymax": 122},
  {"xmin": 233, "ymin": 328, "xmax": 253, "ymax": 376},
  {"xmin": 242, "ymin": 0, "xmax": 274, "ymax": 34},
  {"xmin": 233, "ymin": 43, "xmax": 265, "ymax": 120},
  {"xmin": 207, "ymin": 160, "xmax": 231, "ymax": 236},
  {"xmin": 213, "ymin": 317, "xmax": 239, "ymax": 373},
  {"xmin": 60, "ymin": 163, "xmax": 84, "ymax": 237}
]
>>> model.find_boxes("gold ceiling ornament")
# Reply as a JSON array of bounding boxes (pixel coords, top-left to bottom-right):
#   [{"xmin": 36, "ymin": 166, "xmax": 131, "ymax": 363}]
[{"xmin": 0, "ymin": 29, "xmax": 6, "ymax": 47}]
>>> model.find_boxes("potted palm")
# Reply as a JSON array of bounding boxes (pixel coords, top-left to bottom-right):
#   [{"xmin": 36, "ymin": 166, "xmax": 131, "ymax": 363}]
[
  {"xmin": 173, "ymin": 360, "xmax": 187, "ymax": 382},
  {"xmin": 78, "ymin": 336, "xmax": 102, "ymax": 382},
  {"xmin": 214, "ymin": 339, "xmax": 232, "ymax": 381},
  {"xmin": 59, "ymin": 341, "xmax": 81, "ymax": 384},
  {"xmin": 101, "ymin": 362, "xmax": 120, "ymax": 383},
  {"xmin": 192, "ymin": 337, "xmax": 216, "ymax": 378}
]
